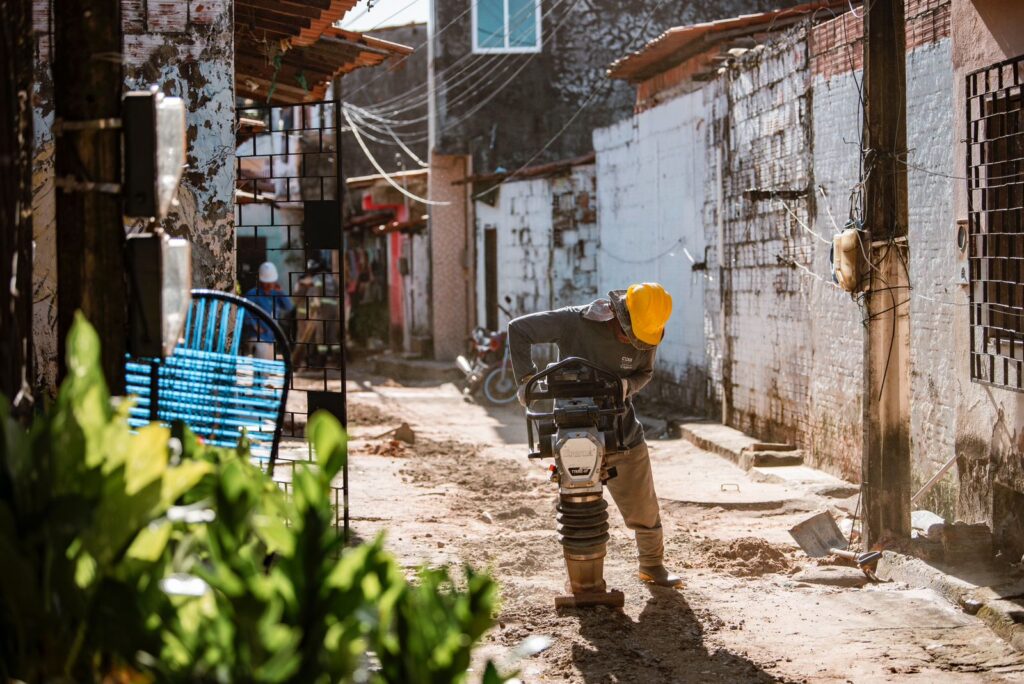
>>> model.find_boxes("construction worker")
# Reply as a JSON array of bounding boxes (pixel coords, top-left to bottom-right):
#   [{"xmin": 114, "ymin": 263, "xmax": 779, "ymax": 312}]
[
  {"xmin": 508, "ymin": 282, "xmax": 683, "ymax": 588},
  {"xmin": 243, "ymin": 261, "xmax": 295, "ymax": 360}
]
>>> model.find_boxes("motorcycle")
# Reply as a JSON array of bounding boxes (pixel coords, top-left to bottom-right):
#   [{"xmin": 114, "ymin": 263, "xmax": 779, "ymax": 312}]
[{"xmin": 455, "ymin": 304, "xmax": 517, "ymax": 405}]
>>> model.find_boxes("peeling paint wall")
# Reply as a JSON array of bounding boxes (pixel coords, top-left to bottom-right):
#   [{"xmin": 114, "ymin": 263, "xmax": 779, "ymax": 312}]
[
  {"xmin": 473, "ymin": 164, "xmax": 598, "ymax": 330},
  {"xmin": 122, "ymin": 0, "xmax": 236, "ymax": 290},
  {"xmin": 29, "ymin": 0, "xmax": 235, "ymax": 394},
  {"xmin": 31, "ymin": 0, "xmax": 57, "ymax": 394},
  {"xmin": 716, "ymin": 31, "xmax": 818, "ymax": 457},
  {"xmin": 594, "ymin": 90, "xmax": 710, "ymax": 412}
]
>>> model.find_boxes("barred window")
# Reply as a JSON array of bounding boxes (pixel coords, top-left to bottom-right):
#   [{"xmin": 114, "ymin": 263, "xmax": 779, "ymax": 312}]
[{"xmin": 967, "ymin": 54, "xmax": 1024, "ymax": 390}]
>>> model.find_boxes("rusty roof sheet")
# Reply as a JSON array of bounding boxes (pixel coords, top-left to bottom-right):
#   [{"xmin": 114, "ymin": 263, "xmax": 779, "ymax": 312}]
[
  {"xmin": 237, "ymin": 27, "xmax": 413, "ymax": 104},
  {"xmin": 607, "ymin": 0, "xmax": 848, "ymax": 82}
]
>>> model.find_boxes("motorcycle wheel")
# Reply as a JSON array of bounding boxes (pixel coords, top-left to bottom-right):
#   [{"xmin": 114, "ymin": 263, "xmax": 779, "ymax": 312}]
[{"xmin": 482, "ymin": 365, "xmax": 517, "ymax": 405}]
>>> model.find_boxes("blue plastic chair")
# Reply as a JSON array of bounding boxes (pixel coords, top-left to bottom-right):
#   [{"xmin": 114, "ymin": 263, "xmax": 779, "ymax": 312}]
[{"xmin": 125, "ymin": 289, "xmax": 292, "ymax": 472}]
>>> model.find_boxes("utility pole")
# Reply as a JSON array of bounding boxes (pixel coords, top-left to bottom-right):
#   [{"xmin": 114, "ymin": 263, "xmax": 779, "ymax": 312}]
[
  {"xmin": 53, "ymin": 0, "xmax": 126, "ymax": 392},
  {"xmin": 861, "ymin": 0, "xmax": 911, "ymax": 548},
  {"xmin": 0, "ymin": 0, "xmax": 34, "ymax": 415}
]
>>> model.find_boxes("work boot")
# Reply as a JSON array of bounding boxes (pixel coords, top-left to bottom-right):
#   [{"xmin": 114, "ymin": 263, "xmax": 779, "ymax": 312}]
[{"xmin": 638, "ymin": 565, "xmax": 684, "ymax": 588}]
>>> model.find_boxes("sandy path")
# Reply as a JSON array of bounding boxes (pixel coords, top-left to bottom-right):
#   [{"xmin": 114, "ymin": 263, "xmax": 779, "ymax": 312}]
[{"xmin": 337, "ymin": 374, "xmax": 1024, "ymax": 683}]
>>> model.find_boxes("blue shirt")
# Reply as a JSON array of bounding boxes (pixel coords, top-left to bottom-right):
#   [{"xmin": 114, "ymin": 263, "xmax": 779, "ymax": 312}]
[{"xmin": 243, "ymin": 285, "xmax": 294, "ymax": 342}]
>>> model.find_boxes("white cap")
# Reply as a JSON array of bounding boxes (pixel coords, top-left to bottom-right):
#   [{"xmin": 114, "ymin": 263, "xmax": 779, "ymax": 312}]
[{"xmin": 258, "ymin": 261, "xmax": 278, "ymax": 283}]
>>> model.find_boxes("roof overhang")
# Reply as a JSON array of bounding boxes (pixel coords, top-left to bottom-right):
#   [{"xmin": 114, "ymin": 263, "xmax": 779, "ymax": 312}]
[
  {"xmin": 235, "ymin": 2, "xmax": 413, "ymax": 104},
  {"xmin": 608, "ymin": 1, "xmax": 850, "ymax": 83}
]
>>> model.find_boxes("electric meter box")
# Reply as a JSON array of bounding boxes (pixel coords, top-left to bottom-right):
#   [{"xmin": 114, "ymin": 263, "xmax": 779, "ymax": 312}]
[
  {"xmin": 832, "ymin": 228, "xmax": 863, "ymax": 293},
  {"xmin": 123, "ymin": 88, "xmax": 187, "ymax": 219},
  {"xmin": 127, "ymin": 232, "xmax": 192, "ymax": 358}
]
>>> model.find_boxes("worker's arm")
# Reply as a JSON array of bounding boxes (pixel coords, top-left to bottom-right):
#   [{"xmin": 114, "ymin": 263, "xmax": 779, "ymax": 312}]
[
  {"xmin": 507, "ymin": 308, "xmax": 577, "ymax": 384},
  {"xmin": 622, "ymin": 348, "xmax": 656, "ymax": 398}
]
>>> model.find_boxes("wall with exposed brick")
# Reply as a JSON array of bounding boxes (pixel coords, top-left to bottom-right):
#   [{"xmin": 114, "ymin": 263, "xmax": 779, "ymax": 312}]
[
  {"xmin": 716, "ymin": 31, "xmax": 817, "ymax": 452},
  {"xmin": 473, "ymin": 164, "xmax": 599, "ymax": 331},
  {"xmin": 807, "ymin": 2, "xmax": 956, "ymax": 488},
  {"xmin": 29, "ymin": 0, "xmax": 235, "ymax": 394},
  {"xmin": 593, "ymin": 90, "xmax": 710, "ymax": 411}
]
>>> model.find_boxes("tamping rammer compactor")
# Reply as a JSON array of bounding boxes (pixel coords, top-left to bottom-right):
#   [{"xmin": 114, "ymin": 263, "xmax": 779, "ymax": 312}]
[{"xmin": 523, "ymin": 358, "xmax": 627, "ymax": 609}]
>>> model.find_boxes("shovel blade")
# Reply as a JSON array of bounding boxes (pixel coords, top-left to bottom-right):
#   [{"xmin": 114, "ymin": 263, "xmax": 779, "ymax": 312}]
[{"xmin": 789, "ymin": 511, "xmax": 848, "ymax": 558}]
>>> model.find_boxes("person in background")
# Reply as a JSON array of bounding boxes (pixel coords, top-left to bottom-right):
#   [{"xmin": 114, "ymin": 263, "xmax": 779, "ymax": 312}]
[{"xmin": 243, "ymin": 261, "xmax": 294, "ymax": 360}]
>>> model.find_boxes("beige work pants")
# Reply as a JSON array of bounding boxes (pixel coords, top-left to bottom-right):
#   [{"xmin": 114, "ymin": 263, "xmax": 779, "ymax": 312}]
[{"xmin": 604, "ymin": 441, "xmax": 664, "ymax": 567}]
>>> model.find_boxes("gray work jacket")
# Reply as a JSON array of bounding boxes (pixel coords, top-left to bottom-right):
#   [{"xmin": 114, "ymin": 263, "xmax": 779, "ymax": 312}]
[{"xmin": 507, "ymin": 300, "xmax": 655, "ymax": 449}]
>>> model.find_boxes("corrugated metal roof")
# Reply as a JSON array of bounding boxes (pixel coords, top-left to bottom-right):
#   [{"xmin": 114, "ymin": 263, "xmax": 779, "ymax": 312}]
[{"xmin": 607, "ymin": 1, "xmax": 849, "ymax": 82}]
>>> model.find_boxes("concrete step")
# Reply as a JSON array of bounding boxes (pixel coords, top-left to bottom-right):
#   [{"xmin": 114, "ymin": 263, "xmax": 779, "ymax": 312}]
[
  {"xmin": 739, "ymin": 449, "xmax": 804, "ymax": 470},
  {"xmin": 749, "ymin": 465, "xmax": 860, "ymax": 498},
  {"xmin": 679, "ymin": 421, "xmax": 759, "ymax": 465}
]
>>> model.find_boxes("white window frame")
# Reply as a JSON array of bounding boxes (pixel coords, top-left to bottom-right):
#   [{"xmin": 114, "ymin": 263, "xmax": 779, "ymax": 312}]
[{"xmin": 471, "ymin": 0, "xmax": 542, "ymax": 54}]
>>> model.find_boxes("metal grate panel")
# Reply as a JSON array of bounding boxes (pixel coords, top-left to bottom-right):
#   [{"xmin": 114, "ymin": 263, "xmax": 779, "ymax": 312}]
[
  {"xmin": 967, "ymin": 54, "xmax": 1024, "ymax": 391},
  {"xmin": 235, "ymin": 100, "xmax": 348, "ymax": 537}
]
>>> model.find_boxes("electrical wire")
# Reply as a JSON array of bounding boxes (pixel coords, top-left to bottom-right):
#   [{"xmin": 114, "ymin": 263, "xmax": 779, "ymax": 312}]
[
  {"xmin": 356, "ymin": 0, "xmax": 581, "ymax": 140},
  {"xmin": 355, "ymin": 0, "xmax": 557, "ymax": 117},
  {"xmin": 343, "ymin": 106, "xmax": 449, "ymax": 205},
  {"xmin": 598, "ymin": 238, "xmax": 685, "ymax": 265},
  {"xmin": 342, "ymin": 2, "xmax": 475, "ymax": 102}
]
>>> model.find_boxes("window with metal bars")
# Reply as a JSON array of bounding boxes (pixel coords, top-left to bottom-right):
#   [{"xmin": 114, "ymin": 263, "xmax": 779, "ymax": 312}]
[{"xmin": 967, "ymin": 54, "xmax": 1024, "ymax": 391}]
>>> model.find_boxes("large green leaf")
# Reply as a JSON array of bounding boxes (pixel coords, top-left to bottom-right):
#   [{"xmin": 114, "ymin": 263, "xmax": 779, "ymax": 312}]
[{"xmin": 307, "ymin": 411, "xmax": 347, "ymax": 480}]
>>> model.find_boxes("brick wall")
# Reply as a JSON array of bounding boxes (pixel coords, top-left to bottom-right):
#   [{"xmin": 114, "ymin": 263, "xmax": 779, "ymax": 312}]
[
  {"xmin": 716, "ymin": 31, "xmax": 817, "ymax": 447},
  {"xmin": 594, "ymin": 89, "xmax": 711, "ymax": 412},
  {"xmin": 473, "ymin": 164, "xmax": 599, "ymax": 329},
  {"xmin": 809, "ymin": 0, "xmax": 951, "ymax": 79}
]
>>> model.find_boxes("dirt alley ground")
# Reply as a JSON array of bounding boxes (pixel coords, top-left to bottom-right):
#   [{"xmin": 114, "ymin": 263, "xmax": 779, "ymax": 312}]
[{"xmin": 331, "ymin": 369, "xmax": 1024, "ymax": 683}]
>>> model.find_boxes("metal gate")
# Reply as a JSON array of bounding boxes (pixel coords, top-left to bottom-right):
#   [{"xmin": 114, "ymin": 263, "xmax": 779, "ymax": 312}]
[{"xmin": 235, "ymin": 100, "xmax": 348, "ymax": 532}]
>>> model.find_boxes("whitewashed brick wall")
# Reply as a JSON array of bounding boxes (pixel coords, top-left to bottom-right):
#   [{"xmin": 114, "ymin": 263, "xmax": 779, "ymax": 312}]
[
  {"xmin": 594, "ymin": 90, "xmax": 710, "ymax": 411},
  {"xmin": 473, "ymin": 165, "xmax": 599, "ymax": 330}
]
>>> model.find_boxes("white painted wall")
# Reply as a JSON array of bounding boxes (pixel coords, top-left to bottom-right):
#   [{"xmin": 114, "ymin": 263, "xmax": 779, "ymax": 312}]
[
  {"xmin": 473, "ymin": 165, "xmax": 598, "ymax": 329},
  {"xmin": 808, "ymin": 39, "xmax": 956, "ymax": 487},
  {"xmin": 593, "ymin": 90, "xmax": 709, "ymax": 407}
]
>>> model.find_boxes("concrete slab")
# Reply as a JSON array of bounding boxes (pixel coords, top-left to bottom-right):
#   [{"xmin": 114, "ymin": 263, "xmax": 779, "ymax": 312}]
[
  {"xmin": 679, "ymin": 422, "xmax": 758, "ymax": 464},
  {"xmin": 792, "ymin": 566, "xmax": 872, "ymax": 588},
  {"xmin": 749, "ymin": 465, "xmax": 859, "ymax": 498},
  {"xmin": 877, "ymin": 550, "xmax": 1024, "ymax": 653},
  {"xmin": 648, "ymin": 441, "xmax": 800, "ymax": 510},
  {"xmin": 371, "ymin": 355, "xmax": 462, "ymax": 383}
]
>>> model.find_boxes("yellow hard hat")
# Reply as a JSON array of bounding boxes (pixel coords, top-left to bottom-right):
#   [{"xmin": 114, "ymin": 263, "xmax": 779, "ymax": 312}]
[{"xmin": 625, "ymin": 282, "xmax": 672, "ymax": 346}]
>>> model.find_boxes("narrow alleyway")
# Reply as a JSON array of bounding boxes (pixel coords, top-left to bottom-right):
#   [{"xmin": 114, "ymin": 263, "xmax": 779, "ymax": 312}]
[{"xmin": 338, "ymin": 368, "xmax": 1024, "ymax": 683}]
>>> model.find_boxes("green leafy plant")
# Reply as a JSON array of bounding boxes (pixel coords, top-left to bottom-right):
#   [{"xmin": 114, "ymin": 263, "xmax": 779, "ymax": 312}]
[
  {"xmin": 0, "ymin": 315, "xmax": 510, "ymax": 683},
  {"xmin": 0, "ymin": 314, "xmax": 209, "ymax": 682}
]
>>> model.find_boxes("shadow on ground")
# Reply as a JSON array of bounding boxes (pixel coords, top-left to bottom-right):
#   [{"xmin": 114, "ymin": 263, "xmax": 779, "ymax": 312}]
[{"xmin": 570, "ymin": 587, "xmax": 783, "ymax": 683}]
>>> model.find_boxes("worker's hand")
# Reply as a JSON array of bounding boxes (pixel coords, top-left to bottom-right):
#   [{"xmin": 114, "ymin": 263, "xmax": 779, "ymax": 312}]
[
  {"xmin": 619, "ymin": 377, "xmax": 630, "ymax": 401},
  {"xmin": 517, "ymin": 374, "xmax": 534, "ymax": 407}
]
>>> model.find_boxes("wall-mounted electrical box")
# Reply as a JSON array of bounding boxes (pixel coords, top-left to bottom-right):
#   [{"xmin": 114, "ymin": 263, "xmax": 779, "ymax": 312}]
[
  {"xmin": 832, "ymin": 228, "xmax": 863, "ymax": 292},
  {"xmin": 123, "ymin": 87, "xmax": 187, "ymax": 219},
  {"xmin": 956, "ymin": 219, "xmax": 969, "ymax": 286},
  {"xmin": 127, "ymin": 232, "xmax": 192, "ymax": 358}
]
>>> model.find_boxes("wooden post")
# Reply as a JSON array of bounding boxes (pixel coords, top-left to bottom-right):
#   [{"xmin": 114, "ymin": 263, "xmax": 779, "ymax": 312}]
[
  {"xmin": 53, "ymin": 0, "xmax": 126, "ymax": 392},
  {"xmin": 861, "ymin": 0, "xmax": 912, "ymax": 547},
  {"xmin": 0, "ymin": 0, "xmax": 34, "ymax": 414}
]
